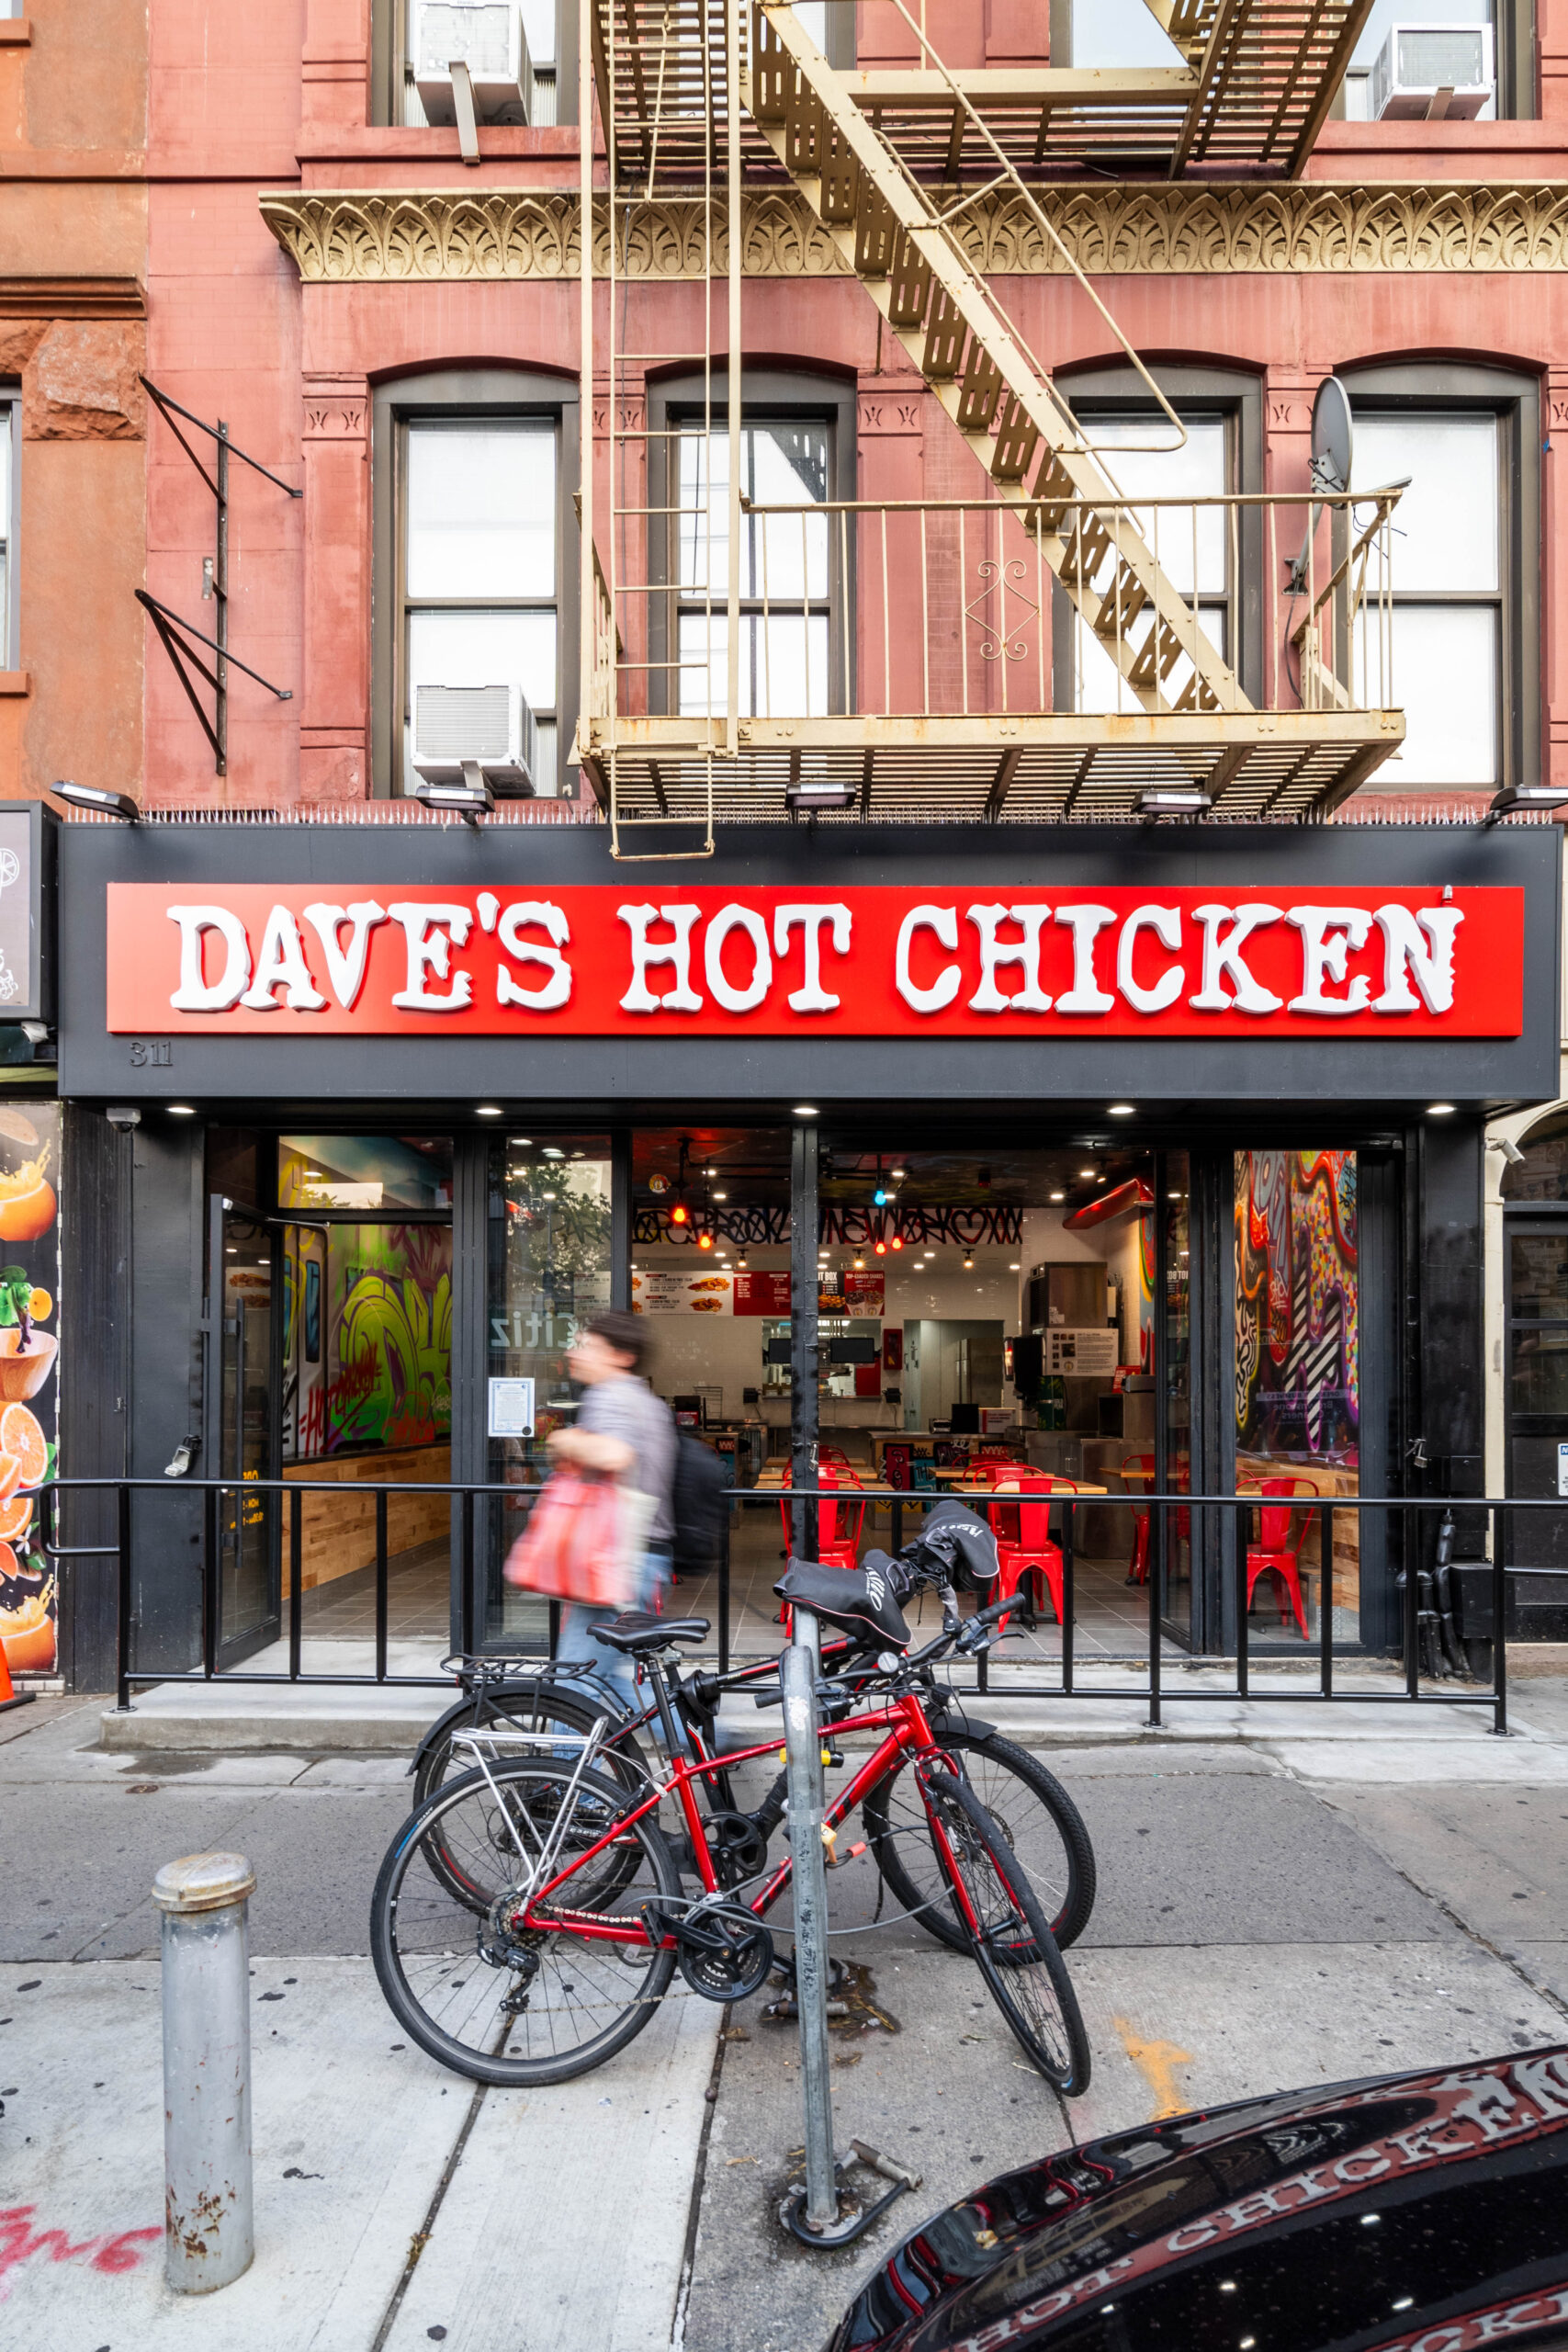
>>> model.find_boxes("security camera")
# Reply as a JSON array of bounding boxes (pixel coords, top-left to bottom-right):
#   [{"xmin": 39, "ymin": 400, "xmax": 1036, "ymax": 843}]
[
  {"xmin": 1489, "ymin": 1136, "xmax": 1526, "ymax": 1166},
  {"xmin": 105, "ymin": 1106, "xmax": 141, "ymax": 1130}
]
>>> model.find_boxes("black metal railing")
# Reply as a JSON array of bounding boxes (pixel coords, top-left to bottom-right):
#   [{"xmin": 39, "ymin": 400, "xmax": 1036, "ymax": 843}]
[{"xmin": 37, "ymin": 1474, "xmax": 1556, "ymax": 1736}]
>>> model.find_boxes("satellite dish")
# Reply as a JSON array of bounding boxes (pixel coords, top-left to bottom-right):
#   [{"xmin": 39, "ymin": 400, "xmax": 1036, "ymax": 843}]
[
  {"xmin": 1311, "ymin": 374, "xmax": 1354, "ymax": 497},
  {"xmin": 1287, "ymin": 376, "xmax": 1356, "ymax": 593}
]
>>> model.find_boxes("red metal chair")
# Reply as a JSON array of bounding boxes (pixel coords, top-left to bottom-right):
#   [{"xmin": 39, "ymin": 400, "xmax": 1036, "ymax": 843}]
[
  {"xmin": 1122, "ymin": 1453, "xmax": 1156, "ymax": 1585},
  {"xmin": 777, "ymin": 1467, "xmax": 866, "ymax": 1630},
  {"xmin": 1246, "ymin": 1476, "xmax": 1316, "ymax": 1639},
  {"xmin": 985, "ymin": 1473, "xmax": 1077, "ymax": 1632}
]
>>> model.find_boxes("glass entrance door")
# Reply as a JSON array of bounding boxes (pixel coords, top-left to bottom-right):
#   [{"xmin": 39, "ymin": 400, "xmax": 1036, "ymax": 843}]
[
  {"xmin": 1505, "ymin": 1221, "xmax": 1568, "ymax": 1601},
  {"xmin": 206, "ymin": 1197, "xmax": 281, "ymax": 1665}
]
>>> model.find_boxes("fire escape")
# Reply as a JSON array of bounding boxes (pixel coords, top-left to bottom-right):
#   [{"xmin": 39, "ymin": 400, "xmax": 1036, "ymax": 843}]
[{"xmin": 575, "ymin": 1, "xmax": 1403, "ymax": 854}]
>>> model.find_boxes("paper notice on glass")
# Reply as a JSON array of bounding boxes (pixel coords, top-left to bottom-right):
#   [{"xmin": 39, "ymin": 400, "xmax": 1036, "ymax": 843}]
[
  {"xmin": 488, "ymin": 1376, "xmax": 536, "ymax": 1438},
  {"xmin": 1047, "ymin": 1329, "xmax": 1120, "ymax": 1376}
]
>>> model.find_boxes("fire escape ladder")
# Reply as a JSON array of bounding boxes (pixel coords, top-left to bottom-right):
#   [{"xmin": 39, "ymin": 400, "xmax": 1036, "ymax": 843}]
[{"xmin": 744, "ymin": 2, "xmax": 1250, "ymax": 721}]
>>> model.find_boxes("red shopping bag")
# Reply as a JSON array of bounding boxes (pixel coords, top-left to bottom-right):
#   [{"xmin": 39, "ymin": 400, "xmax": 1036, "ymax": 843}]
[{"xmin": 502, "ymin": 1470, "xmax": 646, "ymax": 1609}]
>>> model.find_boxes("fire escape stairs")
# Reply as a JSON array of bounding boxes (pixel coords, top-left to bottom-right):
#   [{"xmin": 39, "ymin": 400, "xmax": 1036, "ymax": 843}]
[{"xmin": 745, "ymin": 0, "xmax": 1247, "ymax": 725}]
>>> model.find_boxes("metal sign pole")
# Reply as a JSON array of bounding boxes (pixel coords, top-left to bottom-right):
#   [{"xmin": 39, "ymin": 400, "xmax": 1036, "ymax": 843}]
[{"xmin": 780, "ymin": 1635, "xmax": 840, "ymax": 2236}]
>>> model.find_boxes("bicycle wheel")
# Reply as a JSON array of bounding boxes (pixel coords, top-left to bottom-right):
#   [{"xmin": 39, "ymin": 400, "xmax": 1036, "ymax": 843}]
[
  {"xmin": 413, "ymin": 1682, "xmax": 652, "ymax": 1915},
  {"xmin": 863, "ymin": 1730, "xmax": 1096, "ymax": 1951},
  {"xmin": 919, "ymin": 1767, "xmax": 1091, "ymax": 2096},
  {"xmin": 371, "ymin": 1759, "xmax": 679, "ymax": 2088}
]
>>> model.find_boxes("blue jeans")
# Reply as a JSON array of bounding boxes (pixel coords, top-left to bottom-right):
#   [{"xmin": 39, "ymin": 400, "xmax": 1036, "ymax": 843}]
[{"xmin": 556, "ymin": 1546, "xmax": 674, "ymax": 1724}]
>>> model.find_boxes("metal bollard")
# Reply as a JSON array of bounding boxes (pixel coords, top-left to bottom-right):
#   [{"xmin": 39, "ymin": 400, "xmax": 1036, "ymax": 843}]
[{"xmin": 152, "ymin": 1852, "xmax": 256, "ymax": 2293}]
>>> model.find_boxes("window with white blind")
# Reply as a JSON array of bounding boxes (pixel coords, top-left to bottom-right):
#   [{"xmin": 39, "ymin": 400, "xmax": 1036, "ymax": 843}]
[
  {"xmin": 400, "ymin": 419, "xmax": 559, "ymax": 794},
  {"xmin": 1351, "ymin": 411, "xmax": 1502, "ymax": 787}
]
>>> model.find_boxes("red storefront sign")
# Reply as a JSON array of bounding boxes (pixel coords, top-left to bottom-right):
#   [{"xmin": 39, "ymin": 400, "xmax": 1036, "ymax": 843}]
[
  {"xmin": 733, "ymin": 1272, "xmax": 792, "ymax": 1317},
  {"xmin": 104, "ymin": 884, "xmax": 1524, "ymax": 1039}
]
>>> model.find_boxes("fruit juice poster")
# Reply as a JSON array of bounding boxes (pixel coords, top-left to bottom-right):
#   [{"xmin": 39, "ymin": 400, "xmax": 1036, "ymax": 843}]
[{"xmin": 0, "ymin": 1102, "xmax": 60, "ymax": 1678}]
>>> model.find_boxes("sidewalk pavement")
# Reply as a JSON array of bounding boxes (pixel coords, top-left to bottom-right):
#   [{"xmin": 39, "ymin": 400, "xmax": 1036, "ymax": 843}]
[{"xmin": 4, "ymin": 1687, "xmax": 1568, "ymax": 2347}]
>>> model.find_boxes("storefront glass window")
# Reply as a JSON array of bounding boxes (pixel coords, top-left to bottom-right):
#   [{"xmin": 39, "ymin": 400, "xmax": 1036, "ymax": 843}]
[
  {"xmin": 1235, "ymin": 1150, "xmax": 1359, "ymax": 1644},
  {"xmin": 486, "ymin": 1136, "xmax": 614, "ymax": 1639},
  {"xmin": 1502, "ymin": 1114, "xmax": 1568, "ymax": 1203}
]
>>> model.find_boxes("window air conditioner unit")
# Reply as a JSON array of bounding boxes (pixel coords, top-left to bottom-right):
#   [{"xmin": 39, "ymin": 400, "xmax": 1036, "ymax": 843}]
[
  {"xmin": 1370, "ymin": 22, "xmax": 1494, "ymax": 119},
  {"xmin": 412, "ymin": 2, "xmax": 534, "ymax": 127},
  {"xmin": 412, "ymin": 683, "xmax": 541, "ymax": 795}
]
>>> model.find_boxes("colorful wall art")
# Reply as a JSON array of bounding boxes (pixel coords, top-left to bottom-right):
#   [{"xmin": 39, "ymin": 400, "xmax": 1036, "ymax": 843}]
[
  {"xmin": 1235, "ymin": 1149, "xmax": 1359, "ymax": 1465},
  {"xmin": 0, "ymin": 1102, "xmax": 60, "ymax": 1678},
  {"xmin": 283, "ymin": 1222, "xmax": 452, "ymax": 1459}
]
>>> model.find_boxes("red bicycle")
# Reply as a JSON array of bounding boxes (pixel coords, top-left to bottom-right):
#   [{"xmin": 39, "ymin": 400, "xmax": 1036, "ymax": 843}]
[{"xmin": 370, "ymin": 1577, "xmax": 1091, "ymax": 2095}]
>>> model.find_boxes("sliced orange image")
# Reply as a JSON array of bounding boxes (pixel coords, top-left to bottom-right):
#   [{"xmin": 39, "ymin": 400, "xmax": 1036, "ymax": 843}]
[
  {"xmin": 0, "ymin": 1406, "xmax": 46, "ymax": 1488},
  {"xmin": 0, "ymin": 1493, "xmax": 34, "ymax": 1542},
  {"xmin": 0, "ymin": 1454, "xmax": 26, "ymax": 1505},
  {"xmin": 27, "ymin": 1290, "xmax": 51, "ymax": 1323}
]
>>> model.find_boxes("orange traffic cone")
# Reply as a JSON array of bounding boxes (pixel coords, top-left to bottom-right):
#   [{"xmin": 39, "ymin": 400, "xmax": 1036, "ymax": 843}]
[{"xmin": 0, "ymin": 1638, "xmax": 34, "ymax": 1713}]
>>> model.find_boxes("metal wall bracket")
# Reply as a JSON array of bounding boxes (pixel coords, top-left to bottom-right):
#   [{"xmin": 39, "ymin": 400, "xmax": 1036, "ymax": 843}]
[{"xmin": 140, "ymin": 376, "xmax": 301, "ymax": 776}]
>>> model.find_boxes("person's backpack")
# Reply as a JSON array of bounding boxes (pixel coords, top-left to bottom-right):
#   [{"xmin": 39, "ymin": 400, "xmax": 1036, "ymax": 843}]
[{"xmin": 671, "ymin": 1432, "xmax": 728, "ymax": 1578}]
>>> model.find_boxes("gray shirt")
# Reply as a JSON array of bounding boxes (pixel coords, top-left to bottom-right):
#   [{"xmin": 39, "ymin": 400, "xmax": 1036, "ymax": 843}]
[{"xmin": 578, "ymin": 1373, "xmax": 677, "ymax": 1547}]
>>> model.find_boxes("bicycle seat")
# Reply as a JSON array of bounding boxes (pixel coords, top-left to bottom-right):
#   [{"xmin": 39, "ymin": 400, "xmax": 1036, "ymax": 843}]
[
  {"xmin": 591, "ymin": 1611, "xmax": 711, "ymax": 1655},
  {"xmin": 774, "ymin": 1557, "xmax": 909, "ymax": 1651}
]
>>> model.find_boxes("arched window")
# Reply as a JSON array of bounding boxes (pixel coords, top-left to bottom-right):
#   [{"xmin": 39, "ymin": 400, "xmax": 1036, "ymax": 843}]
[{"xmin": 1502, "ymin": 1113, "xmax": 1568, "ymax": 1204}]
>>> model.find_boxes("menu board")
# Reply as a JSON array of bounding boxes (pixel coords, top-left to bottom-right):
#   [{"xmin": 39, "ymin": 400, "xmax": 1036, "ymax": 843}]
[
  {"xmin": 1046, "ymin": 1329, "xmax": 1119, "ymax": 1375},
  {"xmin": 818, "ymin": 1271, "xmax": 885, "ymax": 1318},
  {"xmin": 734, "ymin": 1272, "xmax": 792, "ymax": 1317},
  {"xmin": 633, "ymin": 1270, "xmax": 734, "ymax": 1317}
]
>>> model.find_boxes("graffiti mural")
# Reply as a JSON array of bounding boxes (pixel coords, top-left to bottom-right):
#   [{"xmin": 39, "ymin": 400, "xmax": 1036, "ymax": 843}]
[
  {"xmin": 1235, "ymin": 1150, "xmax": 1359, "ymax": 1464},
  {"xmin": 283, "ymin": 1223, "xmax": 452, "ymax": 1459}
]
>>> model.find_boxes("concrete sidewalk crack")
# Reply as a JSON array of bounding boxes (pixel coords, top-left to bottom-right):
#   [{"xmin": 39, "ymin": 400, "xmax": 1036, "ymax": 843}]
[
  {"xmin": 367, "ymin": 2074, "xmax": 490, "ymax": 2352},
  {"xmin": 671, "ymin": 2004, "xmax": 731, "ymax": 2351}
]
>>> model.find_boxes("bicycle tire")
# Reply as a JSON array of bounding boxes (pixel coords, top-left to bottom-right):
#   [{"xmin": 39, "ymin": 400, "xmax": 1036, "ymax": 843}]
[
  {"xmin": 920, "ymin": 1768, "xmax": 1091, "ymax": 2096},
  {"xmin": 862, "ymin": 1730, "xmax": 1097, "ymax": 1952},
  {"xmin": 371, "ymin": 1759, "xmax": 680, "ymax": 2088},
  {"xmin": 412, "ymin": 1682, "xmax": 652, "ymax": 1915}
]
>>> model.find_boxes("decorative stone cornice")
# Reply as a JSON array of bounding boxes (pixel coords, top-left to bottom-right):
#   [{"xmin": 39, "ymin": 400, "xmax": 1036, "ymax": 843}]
[{"xmin": 262, "ymin": 181, "xmax": 1568, "ymax": 283}]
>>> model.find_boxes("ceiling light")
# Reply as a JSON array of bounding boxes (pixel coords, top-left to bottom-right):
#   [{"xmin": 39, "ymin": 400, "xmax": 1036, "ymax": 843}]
[
  {"xmin": 167, "ymin": 1104, "xmax": 197, "ymax": 1116},
  {"xmin": 963, "ymin": 1255, "xmax": 975, "ymax": 1271},
  {"xmin": 412, "ymin": 777, "xmax": 493, "ymax": 825},
  {"xmin": 511, "ymin": 1136, "xmax": 533, "ymax": 1146},
  {"xmin": 542, "ymin": 1147, "xmax": 565, "ymax": 1159},
  {"xmin": 874, "ymin": 1239, "xmax": 886, "ymax": 1256},
  {"xmin": 889, "ymin": 1235, "xmax": 903, "ymax": 1250},
  {"xmin": 1077, "ymin": 1167, "xmax": 1096, "ymax": 1179},
  {"xmin": 874, "ymin": 1186, "xmax": 889, "ymax": 1205},
  {"xmin": 704, "ymin": 1166, "xmax": 716, "ymax": 1176},
  {"xmin": 540, "ymin": 1188, "xmax": 558, "ymax": 1200},
  {"xmin": 793, "ymin": 1104, "xmax": 819, "ymax": 1118},
  {"xmin": 1427, "ymin": 1102, "xmax": 1456, "ymax": 1117},
  {"xmin": 713, "ymin": 1190, "xmax": 728, "ymax": 1201},
  {"xmin": 1108, "ymin": 1103, "xmax": 1134, "ymax": 1118},
  {"xmin": 1050, "ymin": 1190, "xmax": 1065, "ymax": 1202},
  {"xmin": 697, "ymin": 1231, "xmax": 715, "ymax": 1251},
  {"xmin": 1168, "ymin": 1189, "xmax": 1181, "ymax": 1198},
  {"xmin": 737, "ymin": 1255, "xmax": 749, "ymax": 1270},
  {"xmin": 853, "ymin": 1255, "xmax": 865, "ymax": 1270},
  {"xmin": 1009, "ymin": 1261, "xmax": 1021, "ymax": 1270},
  {"xmin": 671, "ymin": 1202, "xmax": 689, "ymax": 1225},
  {"xmin": 476, "ymin": 1105, "xmax": 502, "ymax": 1117},
  {"xmin": 51, "ymin": 779, "xmax": 141, "ymax": 820},
  {"xmin": 890, "ymin": 1167, "xmax": 906, "ymax": 1179}
]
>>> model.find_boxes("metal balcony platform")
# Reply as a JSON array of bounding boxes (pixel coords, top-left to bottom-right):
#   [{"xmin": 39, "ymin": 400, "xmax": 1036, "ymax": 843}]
[
  {"xmin": 594, "ymin": 0, "xmax": 1374, "ymax": 186},
  {"xmin": 579, "ymin": 710, "xmax": 1405, "ymax": 829}
]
